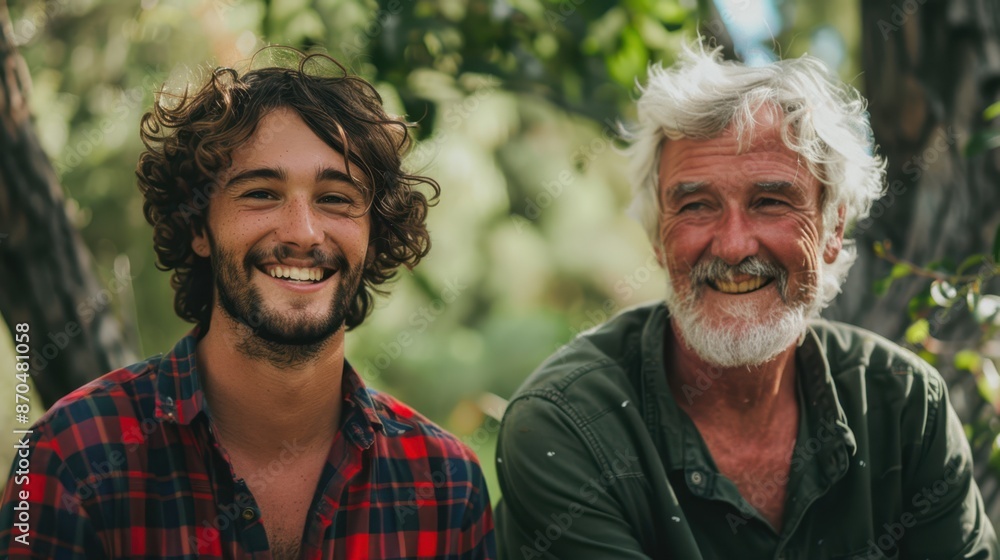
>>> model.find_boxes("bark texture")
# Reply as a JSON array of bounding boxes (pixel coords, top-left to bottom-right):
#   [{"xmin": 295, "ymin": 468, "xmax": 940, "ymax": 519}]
[
  {"xmin": 0, "ymin": 1, "xmax": 135, "ymax": 407},
  {"xmin": 829, "ymin": 0, "xmax": 1000, "ymax": 517}
]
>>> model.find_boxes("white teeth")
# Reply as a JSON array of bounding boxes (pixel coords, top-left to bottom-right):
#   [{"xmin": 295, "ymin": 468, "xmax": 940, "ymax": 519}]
[{"xmin": 268, "ymin": 265, "xmax": 325, "ymax": 282}]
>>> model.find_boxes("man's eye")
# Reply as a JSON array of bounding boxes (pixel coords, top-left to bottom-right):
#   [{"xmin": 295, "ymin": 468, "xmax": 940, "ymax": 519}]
[
  {"xmin": 320, "ymin": 195, "xmax": 352, "ymax": 204},
  {"xmin": 756, "ymin": 198, "xmax": 787, "ymax": 207},
  {"xmin": 679, "ymin": 202, "xmax": 707, "ymax": 212},
  {"xmin": 242, "ymin": 190, "xmax": 273, "ymax": 200}
]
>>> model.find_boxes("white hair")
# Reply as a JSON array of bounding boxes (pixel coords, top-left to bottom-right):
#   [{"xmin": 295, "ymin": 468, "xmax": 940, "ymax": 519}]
[{"xmin": 624, "ymin": 42, "xmax": 886, "ymax": 311}]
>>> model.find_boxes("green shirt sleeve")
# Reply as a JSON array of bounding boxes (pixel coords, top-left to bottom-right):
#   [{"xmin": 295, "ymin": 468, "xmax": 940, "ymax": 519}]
[
  {"xmin": 899, "ymin": 372, "xmax": 998, "ymax": 558},
  {"xmin": 495, "ymin": 395, "xmax": 653, "ymax": 560}
]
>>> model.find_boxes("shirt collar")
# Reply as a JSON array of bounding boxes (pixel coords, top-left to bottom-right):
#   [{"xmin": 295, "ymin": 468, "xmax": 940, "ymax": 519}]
[
  {"xmin": 154, "ymin": 327, "xmax": 205, "ymax": 425},
  {"xmin": 154, "ymin": 328, "xmax": 402, "ymax": 448},
  {"xmin": 642, "ymin": 303, "xmax": 857, "ymax": 483}
]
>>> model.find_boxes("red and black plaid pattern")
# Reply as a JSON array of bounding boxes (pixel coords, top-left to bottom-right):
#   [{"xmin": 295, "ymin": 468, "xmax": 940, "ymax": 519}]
[{"xmin": 0, "ymin": 331, "xmax": 495, "ymax": 559}]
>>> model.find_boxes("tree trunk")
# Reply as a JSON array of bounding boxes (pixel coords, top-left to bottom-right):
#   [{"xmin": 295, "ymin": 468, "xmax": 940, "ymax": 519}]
[
  {"xmin": 828, "ymin": 0, "xmax": 1000, "ymax": 517},
  {"xmin": 697, "ymin": 0, "xmax": 739, "ymax": 62},
  {"xmin": 0, "ymin": 1, "xmax": 135, "ymax": 407}
]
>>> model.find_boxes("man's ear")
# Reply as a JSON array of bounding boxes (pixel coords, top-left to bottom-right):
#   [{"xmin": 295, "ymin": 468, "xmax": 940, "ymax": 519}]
[
  {"xmin": 192, "ymin": 227, "xmax": 211, "ymax": 258},
  {"xmin": 823, "ymin": 206, "xmax": 846, "ymax": 265}
]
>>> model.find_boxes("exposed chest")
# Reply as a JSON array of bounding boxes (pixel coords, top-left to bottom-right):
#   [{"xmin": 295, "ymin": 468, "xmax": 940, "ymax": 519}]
[
  {"xmin": 254, "ymin": 485, "xmax": 315, "ymax": 560},
  {"xmin": 228, "ymin": 451, "xmax": 328, "ymax": 559},
  {"xmin": 696, "ymin": 423, "xmax": 798, "ymax": 532}
]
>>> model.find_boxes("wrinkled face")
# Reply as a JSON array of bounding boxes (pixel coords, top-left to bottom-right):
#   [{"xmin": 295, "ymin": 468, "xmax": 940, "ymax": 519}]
[
  {"xmin": 192, "ymin": 107, "xmax": 371, "ymax": 347},
  {"xmin": 656, "ymin": 113, "xmax": 842, "ymax": 367}
]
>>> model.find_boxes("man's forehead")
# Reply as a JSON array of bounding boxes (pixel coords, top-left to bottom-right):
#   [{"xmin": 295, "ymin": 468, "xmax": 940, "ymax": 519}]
[
  {"xmin": 658, "ymin": 137, "xmax": 804, "ymax": 177},
  {"xmin": 221, "ymin": 107, "xmax": 368, "ymax": 182},
  {"xmin": 657, "ymin": 114, "xmax": 813, "ymax": 181},
  {"xmin": 657, "ymin": 131, "xmax": 822, "ymax": 204},
  {"xmin": 661, "ymin": 116, "xmax": 788, "ymax": 155}
]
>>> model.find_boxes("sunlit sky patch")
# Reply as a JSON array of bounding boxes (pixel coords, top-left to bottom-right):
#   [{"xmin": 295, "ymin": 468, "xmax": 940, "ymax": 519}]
[{"xmin": 713, "ymin": 0, "xmax": 781, "ymax": 65}]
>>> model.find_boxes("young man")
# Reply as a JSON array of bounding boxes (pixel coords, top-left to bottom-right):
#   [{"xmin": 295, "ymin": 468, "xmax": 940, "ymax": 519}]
[
  {"xmin": 0, "ymin": 51, "xmax": 495, "ymax": 559},
  {"xmin": 495, "ymin": 44, "xmax": 998, "ymax": 558}
]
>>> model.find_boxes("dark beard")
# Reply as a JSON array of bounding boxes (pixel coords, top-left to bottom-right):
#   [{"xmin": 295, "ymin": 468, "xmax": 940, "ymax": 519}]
[{"xmin": 208, "ymin": 231, "xmax": 363, "ymax": 368}]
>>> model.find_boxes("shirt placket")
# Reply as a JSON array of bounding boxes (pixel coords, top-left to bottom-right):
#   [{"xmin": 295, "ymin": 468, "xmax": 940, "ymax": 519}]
[
  {"xmin": 301, "ymin": 408, "xmax": 369, "ymax": 558},
  {"xmin": 773, "ymin": 334, "xmax": 853, "ymax": 559}
]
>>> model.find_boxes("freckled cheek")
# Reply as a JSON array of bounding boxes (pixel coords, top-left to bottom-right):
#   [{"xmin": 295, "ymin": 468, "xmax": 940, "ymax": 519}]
[
  {"xmin": 233, "ymin": 215, "xmax": 274, "ymax": 241},
  {"xmin": 327, "ymin": 220, "xmax": 371, "ymax": 255}
]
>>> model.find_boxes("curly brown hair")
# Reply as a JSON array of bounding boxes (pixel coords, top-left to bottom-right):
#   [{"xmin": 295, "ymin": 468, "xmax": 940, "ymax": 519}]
[{"xmin": 136, "ymin": 48, "xmax": 439, "ymax": 330}]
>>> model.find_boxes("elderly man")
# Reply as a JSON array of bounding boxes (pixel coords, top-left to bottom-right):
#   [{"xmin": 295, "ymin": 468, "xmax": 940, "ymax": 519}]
[
  {"xmin": 495, "ymin": 45, "xmax": 997, "ymax": 559},
  {"xmin": 0, "ymin": 51, "xmax": 494, "ymax": 559}
]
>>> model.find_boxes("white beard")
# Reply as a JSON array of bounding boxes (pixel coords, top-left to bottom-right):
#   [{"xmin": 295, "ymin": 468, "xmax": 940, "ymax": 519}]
[{"xmin": 664, "ymin": 263, "xmax": 821, "ymax": 368}]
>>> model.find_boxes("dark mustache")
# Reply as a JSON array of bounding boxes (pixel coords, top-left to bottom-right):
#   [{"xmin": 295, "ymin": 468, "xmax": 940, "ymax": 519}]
[{"xmin": 244, "ymin": 244, "xmax": 349, "ymax": 271}]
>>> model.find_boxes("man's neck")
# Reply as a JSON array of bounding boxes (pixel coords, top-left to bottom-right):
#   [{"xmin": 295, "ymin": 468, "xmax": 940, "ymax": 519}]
[
  {"xmin": 666, "ymin": 322, "xmax": 799, "ymax": 437},
  {"xmin": 195, "ymin": 312, "xmax": 345, "ymax": 457}
]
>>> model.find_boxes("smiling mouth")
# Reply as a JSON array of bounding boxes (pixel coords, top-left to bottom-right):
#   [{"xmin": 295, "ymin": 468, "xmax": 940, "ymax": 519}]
[
  {"xmin": 261, "ymin": 264, "xmax": 334, "ymax": 283},
  {"xmin": 708, "ymin": 276, "xmax": 773, "ymax": 294}
]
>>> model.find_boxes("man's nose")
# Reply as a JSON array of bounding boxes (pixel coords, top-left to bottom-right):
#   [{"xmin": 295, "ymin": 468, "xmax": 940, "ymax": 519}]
[
  {"xmin": 711, "ymin": 209, "xmax": 759, "ymax": 265},
  {"xmin": 277, "ymin": 198, "xmax": 324, "ymax": 248}
]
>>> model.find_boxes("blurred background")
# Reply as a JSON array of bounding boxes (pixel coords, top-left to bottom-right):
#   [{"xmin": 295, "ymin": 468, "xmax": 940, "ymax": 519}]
[{"xmin": 2, "ymin": 0, "xmax": 1000, "ymax": 524}]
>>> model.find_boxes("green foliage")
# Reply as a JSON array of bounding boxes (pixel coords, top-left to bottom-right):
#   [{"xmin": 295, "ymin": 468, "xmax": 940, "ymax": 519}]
[
  {"xmin": 985, "ymin": 100, "xmax": 1000, "ymax": 122},
  {"xmin": 904, "ymin": 319, "xmax": 929, "ymax": 346},
  {"xmin": 875, "ymin": 242, "xmax": 1000, "ymax": 473},
  {"xmin": 9, "ymin": 0, "xmax": 710, "ymax": 499},
  {"xmin": 967, "ymin": 101, "xmax": 1000, "ymax": 157}
]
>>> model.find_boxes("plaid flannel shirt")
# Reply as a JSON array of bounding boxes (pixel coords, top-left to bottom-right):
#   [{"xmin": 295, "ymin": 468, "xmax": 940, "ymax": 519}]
[{"xmin": 0, "ymin": 330, "xmax": 496, "ymax": 559}]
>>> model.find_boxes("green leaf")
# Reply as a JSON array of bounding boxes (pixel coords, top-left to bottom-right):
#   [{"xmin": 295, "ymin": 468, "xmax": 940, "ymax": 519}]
[
  {"xmin": 905, "ymin": 319, "xmax": 930, "ymax": 345},
  {"xmin": 957, "ymin": 254, "xmax": 987, "ymax": 275},
  {"xmin": 650, "ymin": 1, "xmax": 688, "ymax": 27},
  {"xmin": 955, "ymin": 350, "xmax": 982, "ymax": 372},
  {"xmin": 985, "ymin": 101, "xmax": 1000, "ymax": 121},
  {"xmin": 917, "ymin": 349, "xmax": 937, "ymax": 366},
  {"xmin": 607, "ymin": 27, "xmax": 649, "ymax": 88},
  {"xmin": 890, "ymin": 263, "xmax": 911, "ymax": 279},
  {"xmin": 965, "ymin": 129, "xmax": 1000, "ymax": 157}
]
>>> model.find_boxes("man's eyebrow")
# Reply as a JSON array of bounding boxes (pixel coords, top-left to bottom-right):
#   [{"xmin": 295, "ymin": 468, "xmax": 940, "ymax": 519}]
[
  {"xmin": 666, "ymin": 181, "xmax": 706, "ymax": 201},
  {"xmin": 316, "ymin": 167, "xmax": 358, "ymax": 186},
  {"xmin": 756, "ymin": 181, "xmax": 794, "ymax": 192},
  {"xmin": 224, "ymin": 166, "xmax": 362, "ymax": 190},
  {"xmin": 225, "ymin": 167, "xmax": 286, "ymax": 188}
]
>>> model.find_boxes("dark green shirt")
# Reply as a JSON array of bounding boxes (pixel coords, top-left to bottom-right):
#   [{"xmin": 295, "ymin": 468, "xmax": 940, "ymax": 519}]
[{"xmin": 495, "ymin": 302, "xmax": 997, "ymax": 559}]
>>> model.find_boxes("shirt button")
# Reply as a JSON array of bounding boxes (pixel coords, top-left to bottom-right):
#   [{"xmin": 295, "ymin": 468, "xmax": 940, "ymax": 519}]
[
  {"xmin": 690, "ymin": 471, "xmax": 704, "ymax": 485},
  {"xmin": 241, "ymin": 507, "xmax": 256, "ymax": 521}
]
